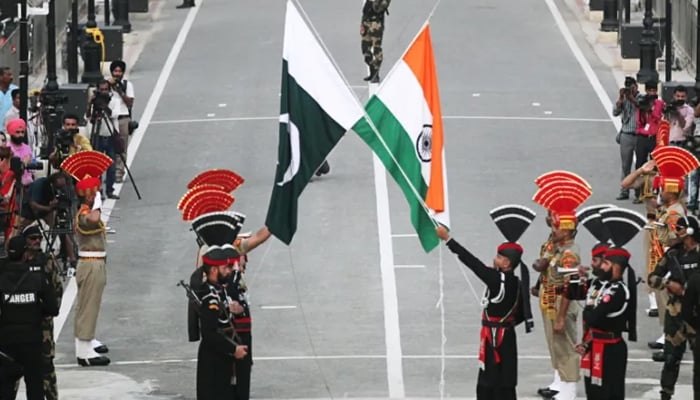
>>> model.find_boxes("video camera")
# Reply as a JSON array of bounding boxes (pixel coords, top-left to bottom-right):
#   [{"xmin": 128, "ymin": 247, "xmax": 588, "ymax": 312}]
[
  {"xmin": 53, "ymin": 128, "xmax": 78, "ymax": 157},
  {"xmin": 53, "ymin": 186, "xmax": 72, "ymax": 230},
  {"xmin": 637, "ymin": 94, "xmax": 656, "ymax": 111},
  {"xmin": 664, "ymin": 99, "xmax": 687, "ymax": 114},
  {"xmin": 9, "ymin": 157, "xmax": 43, "ymax": 178},
  {"xmin": 684, "ymin": 135, "xmax": 700, "ymax": 158}
]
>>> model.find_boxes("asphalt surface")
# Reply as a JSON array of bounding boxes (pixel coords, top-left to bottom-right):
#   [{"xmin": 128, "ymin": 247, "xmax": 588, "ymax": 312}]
[{"xmin": 36, "ymin": 0, "xmax": 695, "ymax": 398}]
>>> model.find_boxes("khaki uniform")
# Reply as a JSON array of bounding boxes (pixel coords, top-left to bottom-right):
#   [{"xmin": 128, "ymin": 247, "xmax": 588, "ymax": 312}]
[
  {"xmin": 73, "ymin": 204, "xmax": 107, "ymax": 340},
  {"xmin": 539, "ymin": 240, "xmax": 581, "ymax": 382}
]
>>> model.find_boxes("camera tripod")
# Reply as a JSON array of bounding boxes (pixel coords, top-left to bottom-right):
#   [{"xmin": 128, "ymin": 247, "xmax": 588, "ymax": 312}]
[{"xmin": 89, "ymin": 107, "xmax": 142, "ymax": 200}]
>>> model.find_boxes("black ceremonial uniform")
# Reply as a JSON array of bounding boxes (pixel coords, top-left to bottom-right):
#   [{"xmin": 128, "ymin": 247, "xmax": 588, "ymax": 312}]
[
  {"xmin": 225, "ymin": 273, "xmax": 252, "ymax": 400},
  {"xmin": 581, "ymin": 280, "xmax": 631, "ymax": 400},
  {"xmin": 441, "ymin": 204, "xmax": 536, "ymax": 400},
  {"xmin": 681, "ymin": 272, "xmax": 700, "ymax": 398},
  {"xmin": 0, "ymin": 259, "xmax": 59, "ymax": 400},
  {"xmin": 197, "ymin": 282, "xmax": 238, "ymax": 400}
]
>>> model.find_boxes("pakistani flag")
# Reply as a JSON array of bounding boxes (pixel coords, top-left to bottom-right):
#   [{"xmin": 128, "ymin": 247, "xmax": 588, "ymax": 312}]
[{"xmin": 265, "ymin": 0, "xmax": 365, "ymax": 244}]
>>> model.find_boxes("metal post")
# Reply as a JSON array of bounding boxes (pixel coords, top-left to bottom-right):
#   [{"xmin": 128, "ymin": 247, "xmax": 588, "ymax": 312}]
[
  {"xmin": 81, "ymin": 0, "xmax": 103, "ymax": 84},
  {"xmin": 105, "ymin": 0, "xmax": 110, "ymax": 25},
  {"xmin": 696, "ymin": 0, "xmax": 700, "ymax": 89},
  {"xmin": 637, "ymin": 0, "xmax": 659, "ymax": 83},
  {"xmin": 664, "ymin": 0, "xmax": 672, "ymax": 82},
  {"xmin": 40, "ymin": 0, "xmax": 63, "ymax": 147},
  {"xmin": 18, "ymin": 0, "xmax": 28, "ymax": 122},
  {"xmin": 601, "ymin": 0, "xmax": 619, "ymax": 31},
  {"xmin": 67, "ymin": 0, "xmax": 78, "ymax": 83},
  {"xmin": 624, "ymin": 0, "xmax": 631, "ymax": 23},
  {"xmin": 113, "ymin": 0, "xmax": 132, "ymax": 33}
]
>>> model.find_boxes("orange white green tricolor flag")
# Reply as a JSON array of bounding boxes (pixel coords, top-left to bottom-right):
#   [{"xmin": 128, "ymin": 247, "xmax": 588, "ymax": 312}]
[{"xmin": 353, "ymin": 24, "xmax": 450, "ymax": 252}]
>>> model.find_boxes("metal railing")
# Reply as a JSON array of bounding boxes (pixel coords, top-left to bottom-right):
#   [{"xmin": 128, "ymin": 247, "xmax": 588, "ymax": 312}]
[
  {"xmin": 655, "ymin": 0, "xmax": 697, "ymax": 74},
  {"xmin": 0, "ymin": 1, "xmax": 87, "ymax": 79}
]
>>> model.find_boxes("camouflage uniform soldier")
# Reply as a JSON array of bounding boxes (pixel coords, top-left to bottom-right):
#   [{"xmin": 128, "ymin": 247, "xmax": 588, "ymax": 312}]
[
  {"xmin": 22, "ymin": 223, "xmax": 63, "ymax": 400},
  {"xmin": 361, "ymin": 0, "xmax": 390, "ymax": 83},
  {"xmin": 645, "ymin": 145, "xmax": 700, "ymax": 400}
]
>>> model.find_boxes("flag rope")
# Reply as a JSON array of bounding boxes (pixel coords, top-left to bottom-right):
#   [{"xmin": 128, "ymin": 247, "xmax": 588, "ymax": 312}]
[
  {"xmin": 286, "ymin": 246, "xmax": 335, "ymax": 399},
  {"xmin": 436, "ymin": 245, "xmax": 446, "ymax": 399},
  {"xmin": 292, "ymin": 0, "xmax": 441, "ymax": 228}
]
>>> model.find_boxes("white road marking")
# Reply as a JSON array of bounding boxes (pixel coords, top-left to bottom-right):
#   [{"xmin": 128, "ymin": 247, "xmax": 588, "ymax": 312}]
[
  {"xmin": 53, "ymin": 0, "xmax": 203, "ymax": 340},
  {"xmin": 544, "ymin": 110, "xmax": 553, "ymax": 115},
  {"xmin": 443, "ymin": 115, "xmax": 609, "ymax": 122},
  {"xmin": 218, "ymin": 103, "xmax": 227, "ymax": 107},
  {"xmin": 543, "ymin": 0, "xmax": 621, "ymax": 132},
  {"xmin": 54, "ymin": 353, "xmax": 692, "ymax": 367},
  {"xmin": 394, "ymin": 265, "xmax": 426, "ymax": 269},
  {"xmin": 148, "ymin": 115, "xmax": 611, "ymax": 125},
  {"xmin": 471, "ymin": 93, "xmax": 480, "ymax": 97},
  {"xmin": 206, "ymin": 113, "xmax": 216, "ymax": 117},
  {"xmin": 369, "ymin": 80, "xmax": 405, "ymax": 397},
  {"xmin": 392, "ymin": 233, "xmax": 418, "ymax": 238},
  {"xmin": 531, "ymin": 102, "xmax": 541, "ymax": 106},
  {"xmin": 260, "ymin": 305, "xmax": 297, "ymax": 310}
]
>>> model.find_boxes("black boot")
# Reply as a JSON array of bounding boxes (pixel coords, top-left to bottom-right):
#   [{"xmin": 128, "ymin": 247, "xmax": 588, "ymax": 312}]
[
  {"xmin": 363, "ymin": 66, "xmax": 376, "ymax": 81},
  {"xmin": 176, "ymin": 1, "xmax": 195, "ymax": 9},
  {"xmin": 370, "ymin": 69, "xmax": 380, "ymax": 83},
  {"xmin": 315, "ymin": 160, "xmax": 330, "ymax": 177}
]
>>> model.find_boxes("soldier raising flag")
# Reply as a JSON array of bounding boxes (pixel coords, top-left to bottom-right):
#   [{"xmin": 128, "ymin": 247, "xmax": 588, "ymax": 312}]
[{"xmin": 435, "ymin": 204, "xmax": 535, "ymax": 400}]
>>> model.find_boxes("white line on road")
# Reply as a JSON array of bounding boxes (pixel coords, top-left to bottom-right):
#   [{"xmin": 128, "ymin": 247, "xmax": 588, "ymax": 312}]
[
  {"xmin": 53, "ymin": 1, "xmax": 203, "ymax": 340},
  {"xmin": 148, "ymin": 115, "xmax": 611, "ymax": 125},
  {"xmin": 542, "ymin": 0, "xmax": 621, "ymax": 133},
  {"xmin": 54, "ymin": 353, "xmax": 691, "ymax": 368},
  {"xmin": 394, "ymin": 265, "xmax": 426, "ymax": 269},
  {"xmin": 260, "ymin": 305, "xmax": 298, "ymax": 310},
  {"xmin": 370, "ymin": 77, "xmax": 405, "ymax": 400}
]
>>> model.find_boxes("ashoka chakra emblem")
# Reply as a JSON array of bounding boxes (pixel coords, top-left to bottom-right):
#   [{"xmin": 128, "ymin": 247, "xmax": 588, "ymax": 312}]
[{"xmin": 416, "ymin": 124, "xmax": 432, "ymax": 162}]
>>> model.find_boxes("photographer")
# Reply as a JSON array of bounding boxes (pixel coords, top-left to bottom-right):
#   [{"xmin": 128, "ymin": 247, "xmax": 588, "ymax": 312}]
[
  {"xmin": 86, "ymin": 80, "xmax": 119, "ymax": 199},
  {"xmin": 48, "ymin": 114, "xmax": 92, "ymax": 169},
  {"xmin": 107, "ymin": 60, "xmax": 135, "ymax": 184},
  {"xmin": 666, "ymin": 86, "xmax": 694, "ymax": 146},
  {"xmin": 614, "ymin": 76, "xmax": 639, "ymax": 201},
  {"xmin": 635, "ymin": 80, "xmax": 665, "ymax": 199},
  {"xmin": 6, "ymin": 118, "xmax": 35, "ymax": 188},
  {"xmin": 20, "ymin": 173, "xmax": 76, "ymax": 266}
]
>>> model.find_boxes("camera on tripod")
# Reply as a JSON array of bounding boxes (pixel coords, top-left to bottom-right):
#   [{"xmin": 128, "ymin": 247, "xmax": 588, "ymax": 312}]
[
  {"xmin": 10, "ymin": 157, "xmax": 43, "ymax": 178},
  {"xmin": 664, "ymin": 99, "xmax": 686, "ymax": 115},
  {"xmin": 53, "ymin": 187, "xmax": 72, "ymax": 230},
  {"xmin": 91, "ymin": 90, "xmax": 112, "ymax": 115}
]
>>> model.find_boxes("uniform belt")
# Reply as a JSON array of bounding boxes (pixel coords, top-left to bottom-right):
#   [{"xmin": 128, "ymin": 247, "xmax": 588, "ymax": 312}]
[
  {"xmin": 117, "ymin": 115, "xmax": 130, "ymax": 120},
  {"xmin": 591, "ymin": 329, "xmax": 622, "ymax": 340},
  {"xmin": 79, "ymin": 251, "xmax": 106, "ymax": 258},
  {"xmin": 481, "ymin": 319, "xmax": 515, "ymax": 328}
]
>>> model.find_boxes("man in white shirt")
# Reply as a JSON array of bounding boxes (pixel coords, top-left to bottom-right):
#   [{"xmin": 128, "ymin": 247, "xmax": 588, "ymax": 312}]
[
  {"xmin": 107, "ymin": 60, "xmax": 134, "ymax": 184},
  {"xmin": 667, "ymin": 86, "xmax": 694, "ymax": 146}
]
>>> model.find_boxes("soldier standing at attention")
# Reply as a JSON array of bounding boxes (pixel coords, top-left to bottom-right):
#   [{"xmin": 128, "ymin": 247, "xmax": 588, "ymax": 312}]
[
  {"xmin": 531, "ymin": 171, "xmax": 594, "ymax": 400},
  {"xmin": 361, "ymin": 0, "xmax": 390, "ymax": 83}
]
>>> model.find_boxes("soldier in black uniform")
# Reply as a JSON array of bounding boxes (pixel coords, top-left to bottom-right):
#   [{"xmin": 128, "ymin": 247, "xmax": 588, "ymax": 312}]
[
  {"xmin": 681, "ymin": 256, "xmax": 700, "ymax": 400},
  {"xmin": 436, "ymin": 204, "xmax": 535, "ymax": 400},
  {"xmin": 0, "ymin": 236, "xmax": 59, "ymax": 400},
  {"xmin": 575, "ymin": 207, "xmax": 644, "ymax": 400},
  {"xmin": 196, "ymin": 245, "xmax": 248, "ymax": 400},
  {"xmin": 649, "ymin": 215, "xmax": 700, "ymax": 399},
  {"xmin": 223, "ymin": 257, "xmax": 252, "ymax": 400}
]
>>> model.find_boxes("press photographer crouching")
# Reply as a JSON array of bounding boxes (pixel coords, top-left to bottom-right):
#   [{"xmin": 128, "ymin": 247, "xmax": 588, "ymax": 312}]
[
  {"xmin": 18, "ymin": 173, "xmax": 76, "ymax": 268},
  {"xmin": 86, "ymin": 81, "xmax": 120, "ymax": 200},
  {"xmin": 48, "ymin": 114, "xmax": 92, "ymax": 170}
]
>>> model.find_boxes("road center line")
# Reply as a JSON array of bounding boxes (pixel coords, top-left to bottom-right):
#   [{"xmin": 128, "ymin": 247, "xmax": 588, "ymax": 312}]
[{"xmin": 53, "ymin": 1, "xmax": 203, "ymax": 340}]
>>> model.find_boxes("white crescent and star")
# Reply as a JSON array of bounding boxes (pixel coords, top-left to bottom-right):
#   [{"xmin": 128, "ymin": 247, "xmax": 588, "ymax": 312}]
[{"xmin": 276, "ymin": 113, "xmax": 301, "ymax": 187}]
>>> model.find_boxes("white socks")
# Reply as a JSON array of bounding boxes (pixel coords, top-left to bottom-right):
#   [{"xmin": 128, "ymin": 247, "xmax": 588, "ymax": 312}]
[
  {"xmin": 75, "ymin": 338, "xmax": 101, "ymax": 359},
  {"xmin": 648, "ymin": 293, "xmax": 658, "ymax": 310}
]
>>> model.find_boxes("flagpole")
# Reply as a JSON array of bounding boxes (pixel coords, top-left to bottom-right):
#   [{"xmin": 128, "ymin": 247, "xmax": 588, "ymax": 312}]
[{"xmin": 291, "ymin": 0, "xmax": 443, "ymax": 228}]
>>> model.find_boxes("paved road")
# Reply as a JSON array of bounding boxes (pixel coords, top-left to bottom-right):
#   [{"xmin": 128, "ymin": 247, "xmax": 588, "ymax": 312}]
[{"xmin": 40, "ymin": 0, "xmax": 694, "ymax": 399}]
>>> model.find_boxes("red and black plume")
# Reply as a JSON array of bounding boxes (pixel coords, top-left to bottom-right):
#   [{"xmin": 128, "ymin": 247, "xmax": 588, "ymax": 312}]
[
  {"xmin": 577, "ymin": 204, "xmax": 615, "ymax": 257},
  {"xmin": 191, "ymin": 211, "xmax": 246, "ymax": 247}
]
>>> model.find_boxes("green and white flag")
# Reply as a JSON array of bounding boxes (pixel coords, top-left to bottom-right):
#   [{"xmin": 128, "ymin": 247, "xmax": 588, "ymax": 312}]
[{"xmin": 265, "ymin": 0, "xmax": 365, "ymax": 244}]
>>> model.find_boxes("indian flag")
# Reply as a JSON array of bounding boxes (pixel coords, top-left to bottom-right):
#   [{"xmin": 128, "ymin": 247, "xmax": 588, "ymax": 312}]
[
  {"xmin": 265, "ymin": 0, "xmax": 365, "ymax": 244},
  {"xmin": 353, "ymin": 24, "xmax": 450, "ymax": 252}
]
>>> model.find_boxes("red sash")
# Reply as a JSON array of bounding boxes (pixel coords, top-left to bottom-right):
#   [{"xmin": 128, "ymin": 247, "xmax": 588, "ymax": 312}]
[
  {"xmin": 234, "ymin": 316, "xmax": 252, "ymax": 333},
  {"xmin": 580, "ymin": 327, "xmax": 592, "ymax": 376},
  {"xmin": 478, "ymin": 314, "xmax": 513, "ymax": 370},
  {"xmin": 589, "ymin": 329, "xmax": 622, "ymax": 386}
]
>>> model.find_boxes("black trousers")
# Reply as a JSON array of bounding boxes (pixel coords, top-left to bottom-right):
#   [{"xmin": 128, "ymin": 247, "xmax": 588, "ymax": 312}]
[
  {"xmin": 232, "ymin": 332, "xmax": 252, "ymax": 400},
  {"xmin": 476, "ymin": 384, "xmax": 516, "ymax": 400},
  {"xmin": 0, "ymin": 342, "xmax": 43, "ymax": 400},
  {"xmin": 196, "ymin": 343, "xmax": 234, "ymax": 400},
  {"xmin": 693, "ymin": 338, "xmax": 700, "ymax": 400},
  {"xmin": 635, "ymin": 135, "xmax": 656, "ymax": 170}
]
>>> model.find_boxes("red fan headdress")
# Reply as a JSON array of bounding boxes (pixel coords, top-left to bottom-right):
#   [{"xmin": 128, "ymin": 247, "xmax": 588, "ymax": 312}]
[
  {"xmin": 534, "ymin": 170, "xmax": 592, "ymax": 190},
  {"xmin": 187, "ymin": 169, "xmax": 245, "ymax": 193},
  {"xmin": 177, "ymin": 184, "xmax": 226, "ymax": 210},
  {"xmin": 533, "ymin": 173, "xmax": 592, "ymax": 230},
  {"xmin": 60, "ymin": 151, "xmax": 113, "ymax": 196},
  {"xmin": 181, "ymin": 190, "xmax": 235, "ymax": 221},
  {"xmin": 651, "ymin": 146, "xmax": 700, "ymax": 193}
]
